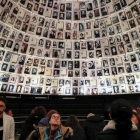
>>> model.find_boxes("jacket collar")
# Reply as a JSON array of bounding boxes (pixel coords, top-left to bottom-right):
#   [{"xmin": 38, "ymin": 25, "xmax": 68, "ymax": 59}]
[
  {"xmin": 43, "ymin": 127, "xmax": 62, "ymax": 140},
  {"xmin": 39, "ymin": 125, "xmax": 73, "ymax": 140},
  {"xmin": 103, "ymin": 120, "xmax": 137, "ymax": 131}
]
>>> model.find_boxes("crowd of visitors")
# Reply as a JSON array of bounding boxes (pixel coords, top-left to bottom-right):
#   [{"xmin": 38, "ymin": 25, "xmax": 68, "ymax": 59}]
[{"xmin": 0, "ymin": 96, "xmax": 140, "ymax": 140}]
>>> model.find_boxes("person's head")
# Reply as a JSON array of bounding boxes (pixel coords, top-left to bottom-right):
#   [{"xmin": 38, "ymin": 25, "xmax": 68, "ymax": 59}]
[
  {"xmin": 33, "ymin": 106, "xmax": 46, "ymax": 119},
  {"xmin": 0, "ymin": 97, "xmax": 7, "ymax": 116},
  {"xmin": 49, "ymin": 112, "xmax": 61, "ymax": 127},
  {"xmin": 131, "ymin": 109, "xmax": 140, "ymax": 130},
  {"xmin": 46, "ymin": 110, "xmax": 58, "ymax": 118},
  {"xmin": 5, "ymin": 109, "xmax": 13, "ymax": 117},
  {"xmin": 110, "ymin": 99, "xmax": 133, "ymax": 140},
  {"xmin": 65, "ymin": 115, "xmax": 83, "ymax": 133}
]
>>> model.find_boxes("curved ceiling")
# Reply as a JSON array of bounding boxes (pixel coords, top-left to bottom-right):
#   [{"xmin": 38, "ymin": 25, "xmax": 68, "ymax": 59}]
[{"xmin": 0, "ymin": 0, "xmax": 140, "ymax": 95}]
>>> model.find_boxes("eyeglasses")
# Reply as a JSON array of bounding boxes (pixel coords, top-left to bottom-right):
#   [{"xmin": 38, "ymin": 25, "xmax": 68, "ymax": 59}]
[
  {"xmin": 51, "ymin": 115, "xmax": 61, "ymax": 120},
  {"xmin": 0, "ymin": 105, "xmax": 5, "ymax": 108}
]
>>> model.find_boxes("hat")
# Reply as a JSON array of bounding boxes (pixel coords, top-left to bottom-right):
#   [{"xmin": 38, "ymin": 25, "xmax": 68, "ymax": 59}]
[{"xmin": 87, "ymin": 113, "xmax": 95, "ymax": 118}]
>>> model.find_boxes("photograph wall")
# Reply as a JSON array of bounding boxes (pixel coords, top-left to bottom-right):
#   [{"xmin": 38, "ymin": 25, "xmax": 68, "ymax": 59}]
[{"xmin": 0, "ymin": 0, "xmax": 140, "ymax": 95}]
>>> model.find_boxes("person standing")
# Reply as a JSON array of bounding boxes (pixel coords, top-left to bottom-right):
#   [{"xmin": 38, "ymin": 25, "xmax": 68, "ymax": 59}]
[
  {"xmin": 96, "ymin": 99, "xmax": 140, "ymax": 140},
  {"xmin": 83, "ymin": 113, "xmax": 105, "ymax": 140},
  {"xmin": 0, "ymin": 96, "xmax": 15, "ymax": 140}
]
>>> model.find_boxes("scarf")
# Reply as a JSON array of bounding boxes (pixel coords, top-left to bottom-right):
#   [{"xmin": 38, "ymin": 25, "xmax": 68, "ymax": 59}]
[{"xmin": 103, "ymin": 120, "xmax": 137, "ymax": 131}]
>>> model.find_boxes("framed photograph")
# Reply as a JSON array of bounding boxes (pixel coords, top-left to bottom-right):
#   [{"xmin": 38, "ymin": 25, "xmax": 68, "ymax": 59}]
[{"xmin": 1, "ymin": 84, "xmax": 8, "ymax": 91}]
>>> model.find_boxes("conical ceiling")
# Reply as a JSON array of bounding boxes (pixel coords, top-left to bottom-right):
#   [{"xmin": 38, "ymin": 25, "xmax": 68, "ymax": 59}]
[{"xmin": 0, "ymin": 0, "xmax": 140, "ymax": 95}]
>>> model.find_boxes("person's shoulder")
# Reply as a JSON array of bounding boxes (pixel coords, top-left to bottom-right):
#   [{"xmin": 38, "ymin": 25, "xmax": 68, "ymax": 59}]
[
  {"xmin": 130, "ymin": 130, "xmax": 140, "ymax": 137},
  {"xmin": 96, "ymin": 129, "xmax": 116, "ymax": 136},
  {"xmin": 61, "ymin": 125, "xmax": 73, "ymax": 136},
  {"xmin": 3, "ymin": 113, "xmax": 14, "ymax": 121}
]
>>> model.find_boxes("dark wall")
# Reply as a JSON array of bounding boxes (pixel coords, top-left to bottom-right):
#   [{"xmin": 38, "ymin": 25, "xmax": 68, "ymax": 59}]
[{"xmin": 1, "ymin": 93, "xmax": 140, "ymax": 117}]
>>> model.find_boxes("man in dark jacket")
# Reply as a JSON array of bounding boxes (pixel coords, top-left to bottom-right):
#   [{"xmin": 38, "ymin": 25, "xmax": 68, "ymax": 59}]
[{"xmin": 83, "ymin": 113, "xmax": 106, "ymax": 140}]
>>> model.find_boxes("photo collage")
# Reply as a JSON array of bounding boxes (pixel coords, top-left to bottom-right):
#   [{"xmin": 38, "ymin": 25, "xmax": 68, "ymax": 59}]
[{"xmin": 0, "ymin": 0, "xmax": 140, "ymax": 95}]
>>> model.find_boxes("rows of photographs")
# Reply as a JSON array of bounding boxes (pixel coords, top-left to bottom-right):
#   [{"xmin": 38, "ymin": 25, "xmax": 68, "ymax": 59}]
[
  {"xmin": 0, "ymin": 0, "xmax": 140, "ymax": 40},
  {"xmin": 0, "ymin": 0, "xmax": 137, "ymax": 22},
  {"xmin": 1, "ymin": 72, "xmax": 140, "ymax": 95},
  {"xmin": 0, "ymin": 0, "xmax": 140, "ymax": 95}
]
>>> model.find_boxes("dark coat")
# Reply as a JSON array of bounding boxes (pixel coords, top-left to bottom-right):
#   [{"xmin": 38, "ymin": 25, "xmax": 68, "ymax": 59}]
[
  {"xmin": 96, "ymin": 129, "xmax": 140, "ymax": 140},
  {"xmin": 83, "ymin": 115, "xmax": 106, "ymax": 140},
  {"xmin": 19, "ymin": 114, "xmax": 42, "ymax": 140},
  {"xmin": 71, "ymin": 132, "xmax": 87, "ymax": 140}
]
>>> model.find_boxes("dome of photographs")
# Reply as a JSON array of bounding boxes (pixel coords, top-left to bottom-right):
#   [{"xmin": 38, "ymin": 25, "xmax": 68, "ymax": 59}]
[{"xmin": 0, "ymin": 0, "xmax": 140, "ymax": 95}]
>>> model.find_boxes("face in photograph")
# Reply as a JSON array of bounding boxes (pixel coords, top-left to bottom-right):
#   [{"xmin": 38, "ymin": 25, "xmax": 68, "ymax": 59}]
[
  {"xmin": 79, "ymin": 87, "xmax": 84, "ymax": 95},
  {"xmin": 94, "ymin": 9, "xmax": 100, "ymax": 17},
  {"xmin": 111, "ymin": 46, "xmax": 117, "ymax": 55},
  {"xmin": 6, "ymin": 40, "xmax": 13, "ymax": 48},
  {"xmin": 18, "ymin": 76, "xmax": 24, "ymax": 83},
  {"xmin": 133, "ymin": 64, "xmax": 139, "ymax": 71},
  {"xmin": 66, "ymin": 3, "xmax": 72, "ymax": 11},
  {"xmin": 51, "ymin": 88, "xmax": 57, "ymax": 95},
  {"xmin": 20, "ymin": 43, "xmax": 28, "ymax": 54},
  {"xmin": 65, "ymin": 88, "xmax": 70, "ymax": 95},
  {"xmin": 14, "ymin": 19, "xmax": 22, "ymax": 30},
  {"xmin": 131, "ymin": 31, "xmax": 138, "ymax": 40},
  {"xmin": 74, "ymin": 12, "xmax": 80, "ymax": 20},
  {"xmin": 0, "ymin": 50, "xmax": 5, "ymax": 61},
  {"xmin": 0, "ymin": 38, "xmax": 6, "ymax": 48},
  {"xmin": 24, "ymin": 66, "xmax": 30, "ymax": 74},
  {"xmin": 1, "ymin": 84, "xmax": 7, "ymax": 91},
  {"xmin": 88, "ymin": 52, "xmax": 94, "ymax": 58},
  {"xmin": 54, "ymin": 60, "xmax": 60, "ymax": 68},
  {"xmin": 0, "ymin": 73, "xmax": 10, "ymax": 82},
  {"xmin": 32, "ymin": 68, "xmax": 37, "ymax": 75},
  {"xmin": 66, "ymin": 12, "xmax": 71, "ymax": 20},
  {"xmin": 108, "ymin": 26, "xmax": 115, "ymax": 35},
  {"xmin": 9, "ymin": 65, "xmax": 15, "ymax": 72},
  {"xmin": 118, "ymin": 43, "xmax": 125, "ymax": 54},
  {"xmin": 53, "ymin": 70, "xmax": 59, "ymax": 77},
  {"xmin": 45, "ymin": 87, "xmax": 50, "ymax": 94},
  {"xmin": 74, "ymin": 51, "xmax": 79, "ymax": 59},
  {"xmin": 16, "ymin": 65, "xmax": 23, "ymax": 74},
  {"xmin": 59, "ymin": 79, "xmax": 64, "ymax": 87},
  {"xmin": 68, "ymin": 71, "xmax": 73, "ymax": 77},
  {"xmin": 97, "ymin": 70, "xmax": 102, "ymax": 76},
  {"xmin": 24, "ymin": 35, "xmax": 30, "ymax": 43},
  {"xmin": 65, "ymin": 80, "xmax": 70, "ymax": 86},
  {"xmin": 1, "ymin": 63, "xmax": 8, "ymax": 71},
  {"xmin": 74, "ymin": 42, "xmax": 80, "ymax": 50},
  {"xmin": 61, "ymin": 61, "xmax": 67, "ymax": 67},
  {"xmin": 130, "ymin": 54, "xmax": 137, "ymax": 62},
  {"xmin": 66, "ymin": 51, "xmax": 71, "ymax": 58},
  {"xmin": 75, "ymin": 70, "xmax": 80, "ymax": 77},
  {"xmin": 16, "ymin": 85, "xmax": 22, "ymax": 92},
  {"xmin": 118, "ymin": 67, "xmax": 124, "ymax": 73},
  {"xmin": 8, "ymin": 85, "xmax": 14, "ymax": 92},
  {"xmin": 96, "ymin": 50, "xmax": 102, "ymax": 57},
  {"xmin": 2, "ymin": 29, "xmax": 10, "ymax": 38},
  {"xmin": 111, "ymin": 67, "xmax": 117, "ymax": 75},
  {"xmin": 68, "ymin": 61, "xmax": 73, "ymax": 70},
  {"xmin": 18, "ymin": 55, "xmax": 26, "ymax": 65},
  {"xmin": 36, "ymin": 49, "xmax": 42, "ymax": 57},
  {"xmin": 8, "ymin": 14, "xmax": 16, "ymax": 25},
  {"xmin": 27, "ymin": 3, "xmax": 33, "ymax": 11},
  {"xmin": 82, "ymin": 69, "xmax": 87, "ymax": 77},
  {"xmin": 38, "ymin": 66, "xmax": 45, "ymax": 75},
  {"xmin": 38, "ymin": 39, "xmax": 44, "ymax": 46},
  {"xmin": 36, "ymin": 27, "xmax": 42, "ymax": 35},
  {"xmin": 0, "ymin": 11, "xmax": 8, "ymax": 22},
  {"xmin": 81, "ymin": 10, "xmax": 86, "ymax": 18},
  {"xmin": 46, "ymin": 60, "xmax": 52, "ymax": 67},
  {"xmin": 73, "ymin": 88, "xmax": 78, "ymax": 95}
]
